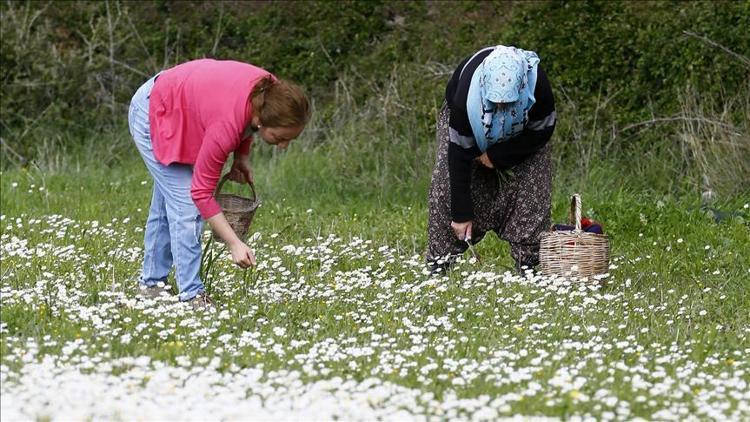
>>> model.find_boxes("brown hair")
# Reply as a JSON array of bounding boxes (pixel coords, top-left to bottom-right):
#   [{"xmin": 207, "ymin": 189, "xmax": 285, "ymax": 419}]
[{"xmin": 250, "ymin": 76, "xmax": 310, "ymax": 128}]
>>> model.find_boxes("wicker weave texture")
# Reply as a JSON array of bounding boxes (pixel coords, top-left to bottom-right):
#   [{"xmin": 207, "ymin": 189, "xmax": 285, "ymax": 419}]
[
  {"xmin": 211, "ymin": 175, "xmax": 260, "ymax": 243},
  {"xmin": 539, "ymin": 194, "xmax": 610, "ymax": 278}
]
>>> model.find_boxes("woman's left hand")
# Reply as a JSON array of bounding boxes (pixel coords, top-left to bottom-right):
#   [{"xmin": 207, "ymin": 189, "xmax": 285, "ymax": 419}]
[
  {"xmin": 229, "ymin": 157, "xmax": 253, "ymax": 184},
  {"xmin": 477, "ymin": 153, "xmax": 494, "ymax": 169}
]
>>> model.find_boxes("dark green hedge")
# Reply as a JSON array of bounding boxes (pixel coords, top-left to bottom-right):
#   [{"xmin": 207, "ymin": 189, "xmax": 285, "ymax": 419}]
[{"xmin": 1, "ymin": 0, "xmax": 747, "ymax": 163}]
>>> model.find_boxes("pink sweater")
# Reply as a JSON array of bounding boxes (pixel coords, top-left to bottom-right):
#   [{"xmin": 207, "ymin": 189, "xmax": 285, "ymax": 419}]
[{"xmin": 148, "ymin": 59, "xmax": 274, "ymax": 218}]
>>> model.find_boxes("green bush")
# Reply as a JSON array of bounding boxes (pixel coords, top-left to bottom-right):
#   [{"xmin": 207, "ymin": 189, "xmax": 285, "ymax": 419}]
[{"xmin": 1, "ymin": 0, "xmax": 748, "ymax": 197}]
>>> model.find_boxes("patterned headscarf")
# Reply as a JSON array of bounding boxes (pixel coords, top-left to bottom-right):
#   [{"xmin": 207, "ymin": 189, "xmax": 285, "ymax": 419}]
[{"xmin": 467, "ymin": 46, "xmax": 540, "ymax": 152}]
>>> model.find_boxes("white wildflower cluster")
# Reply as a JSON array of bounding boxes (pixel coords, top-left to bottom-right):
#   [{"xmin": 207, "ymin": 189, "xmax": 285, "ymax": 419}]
[{"xmin": 0, "ymin": 213, "xmax": 748, "ymax": 420}]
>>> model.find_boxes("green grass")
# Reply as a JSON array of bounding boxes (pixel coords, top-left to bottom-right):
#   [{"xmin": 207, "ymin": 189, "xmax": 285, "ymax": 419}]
[
  {"xmin": 1, "ymin": 1, "xmax": 748, "ymax": 416},
  {"xmin": 1, "ymin": 146, "xmax": 748, "ymax": 419}
]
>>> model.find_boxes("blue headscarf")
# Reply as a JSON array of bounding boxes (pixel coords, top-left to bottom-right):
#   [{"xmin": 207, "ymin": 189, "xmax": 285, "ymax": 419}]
[{"xmin": 466, "ymin": 46, "xmax": 540, "ymax": 152}]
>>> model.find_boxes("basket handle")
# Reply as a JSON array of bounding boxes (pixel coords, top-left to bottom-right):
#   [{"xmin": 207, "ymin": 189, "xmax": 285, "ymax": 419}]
[
  {"xmin": 214, "ymin": 173, "xmax": 257, "ymax": 201},
  {"xmin": 568, "ymin": 193, "xmax": 582, "ymax": 232}
]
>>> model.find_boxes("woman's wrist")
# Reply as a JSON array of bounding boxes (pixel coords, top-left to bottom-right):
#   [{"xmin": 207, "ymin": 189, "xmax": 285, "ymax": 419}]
[
  {"xmin": 228, "ymin": 237, "xmax": 245, "ymax": 248},
  {"xmin": 207, "ymin": 213, "xmax": 244, "ymax": 247}
]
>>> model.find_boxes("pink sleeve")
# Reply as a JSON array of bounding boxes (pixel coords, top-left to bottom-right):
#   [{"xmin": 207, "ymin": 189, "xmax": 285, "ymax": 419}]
[{"xmin": 191, "ymin": 124, "xmax": 236, "ymax": 219}]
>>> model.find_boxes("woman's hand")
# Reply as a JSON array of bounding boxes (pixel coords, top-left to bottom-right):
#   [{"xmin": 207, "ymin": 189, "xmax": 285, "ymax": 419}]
[
  {"xmin": 451, "ymin": 220, "xmax": 473, "ymax": 241},
  {"xmin": 229, "ymin": 156, "xmax": 253, "ymax": 184},
  {"xmin": 229, "ymin": 241, "xmax": 256, "ymax": 268},
  {"xmin": 206, "ymin": 212, "xmax": 257, "ymax": 268},
  {"xmin": 477, "ymin": 153, "xmax": 494, "ymax": 169}
]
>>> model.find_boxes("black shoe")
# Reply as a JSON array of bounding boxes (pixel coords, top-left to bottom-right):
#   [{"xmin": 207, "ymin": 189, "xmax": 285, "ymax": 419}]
[{"xmin": 426, "ymin": 255, "xmax": 457, "ymax": 276}]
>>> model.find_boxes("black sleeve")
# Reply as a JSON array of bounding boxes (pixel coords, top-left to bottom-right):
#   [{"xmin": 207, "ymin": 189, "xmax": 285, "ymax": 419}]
[
  {"xmin": 486, "ymin": 66, "xmax": 556, "ymax": 169},
  {"xmin": 445, "ymin": 55, "xmax": 471, "ymax": 109},
  {"xmin": 448, "ymin": 142, "xmax": 481, "ymax": 222},
  {"xmin": 528, "ymin": 66, "xmax": 555, "ymax": 122},
  {"xmin": 485, "ymin": 125, "xmax": 555, "ymax": 169},
  {"xmin": 444, "ymin": 48, "xmax": 497, "ymax": 222}
]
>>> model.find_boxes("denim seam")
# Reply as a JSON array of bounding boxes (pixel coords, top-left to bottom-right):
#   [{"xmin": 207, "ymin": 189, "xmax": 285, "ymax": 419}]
[
  {"xmin": 176, "ymin": 216, "xmax": 205, "ymax": 302},
  {"xmin": 144, "ymin": 208, "xmax": 166, "ymax": 286},
  {"xmin": 173, "ymin": 220, "xmax": 184, "ymax": 296},
  {"xmin": 177, "ymin": 216, "xmax": 204, "ymax": 302}
]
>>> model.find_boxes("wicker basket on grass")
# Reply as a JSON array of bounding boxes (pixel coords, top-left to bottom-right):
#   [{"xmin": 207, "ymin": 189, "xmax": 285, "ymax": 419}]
[
  {"xmin": 539, "ymin": 194, "xmax": 609, "ymax": 278},
  {"xmin": 211, "ymin": 174, "xmax": 261, "ymax": 242}
]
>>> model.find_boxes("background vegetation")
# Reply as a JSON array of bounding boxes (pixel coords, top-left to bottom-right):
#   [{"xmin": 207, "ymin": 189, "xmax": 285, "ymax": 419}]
[
  {"xmin": 1, "ymin": 2, "xmax": 748, "ymax": 418},
  {"xmin": 1, "ymin": 0, "xmax": 749, "ymax": 199}
]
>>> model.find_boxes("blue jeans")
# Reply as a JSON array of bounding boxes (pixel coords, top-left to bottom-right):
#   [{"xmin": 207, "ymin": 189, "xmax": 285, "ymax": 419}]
[{"xmin": 128, "ymin": 75, "xmax": 206, "ymax": 301}]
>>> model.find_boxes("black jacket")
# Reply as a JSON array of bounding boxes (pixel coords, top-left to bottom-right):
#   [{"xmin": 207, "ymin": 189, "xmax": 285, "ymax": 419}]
[{"xmin": 445, "ymin": 47, "xmax": 556, "ymax": 222}]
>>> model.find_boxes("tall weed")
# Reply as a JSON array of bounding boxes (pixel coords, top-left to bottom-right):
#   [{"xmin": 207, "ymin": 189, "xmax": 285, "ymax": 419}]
[{"xmin": 675, "ymin": 82, "xmax": 750, "ymax": 198}]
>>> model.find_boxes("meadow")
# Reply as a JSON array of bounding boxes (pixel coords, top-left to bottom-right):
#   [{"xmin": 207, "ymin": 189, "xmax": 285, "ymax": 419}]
[
  {"xmin": 1, "ymin": 135, "xmax": 748, "ymax": 419},
  {"xmin": 2, "ymin": 1, "xmax": 749, "ymax": 420}
]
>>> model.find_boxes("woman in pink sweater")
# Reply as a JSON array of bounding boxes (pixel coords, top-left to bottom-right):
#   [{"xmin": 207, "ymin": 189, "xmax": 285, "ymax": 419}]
[{"xmin": 128, "ymin": 59, "xmax": 310, "ymax": 308}]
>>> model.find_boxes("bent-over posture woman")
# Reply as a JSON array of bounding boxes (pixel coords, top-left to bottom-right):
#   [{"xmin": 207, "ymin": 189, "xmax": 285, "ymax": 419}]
[
  {"xmin": 128, "ymin": 59, "xmax": 310, "ymax": 307},
  {"xmin": 427, "ymin": 45, "xmax": 556, "ymax": 274}
]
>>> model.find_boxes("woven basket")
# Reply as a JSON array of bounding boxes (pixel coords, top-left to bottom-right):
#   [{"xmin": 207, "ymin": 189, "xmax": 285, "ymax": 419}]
[
  {"xmin": 539, "ymin": 194, "xmax": 609, "ymax": 278},
  {"xmin": 211, "ymin": 174, "xmax": 261, "ymax": 243}
]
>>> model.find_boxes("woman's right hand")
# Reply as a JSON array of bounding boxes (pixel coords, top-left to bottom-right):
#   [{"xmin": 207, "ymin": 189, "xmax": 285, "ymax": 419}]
[
  {"xmin": 228, "ymin": 158, "xmax": 253, "ymax": 184},
  {"xmin": 451, "ymin": 220, "xmax": 473, "ymax": 241},
  {"xmin": 476, "ymin": 153, "xmax": 494, "ymax": 169},
  {"xmin": 229, "ymin": 241, "xmax": 256, "ymax": 268},
  {"xmin": 206, "ymin": 213, "xmax": 256, "ymax": 268}
]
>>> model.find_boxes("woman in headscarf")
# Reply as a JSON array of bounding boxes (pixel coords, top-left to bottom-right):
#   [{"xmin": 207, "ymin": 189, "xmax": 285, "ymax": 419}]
[{"xmin": 427, "ymin": 45, "xmax": 556, "ymax": 274}]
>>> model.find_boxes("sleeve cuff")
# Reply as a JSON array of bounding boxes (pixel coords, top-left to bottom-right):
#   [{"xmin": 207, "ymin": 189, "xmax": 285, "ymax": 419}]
[
  {"xmin": 486, "ymin": 145, "xmax": 512, "ymax": 169},
  {"xmin": 451, "ymin": 210, "xmax": 474, "ymax": 223},
  {"xmin": 194, "ymin": 198, "xmax": 222, "ymax": 220}
]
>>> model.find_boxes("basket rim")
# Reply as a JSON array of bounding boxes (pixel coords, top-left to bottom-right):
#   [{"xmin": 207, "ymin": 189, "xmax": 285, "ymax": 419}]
[
  {"xmin": 216, "ymin": 192, "xmax": 257, "ymax": 200},
  {"xmin": 542, "ymin": 229, "xmax": 609, "ymax": 239},
  {"xmin": 222, "ymin": 205, "xmax": 260, "ymax": 213},
  {"xmin": 216, "ymin": 193, "xmax": 261, "ymax": 213}
]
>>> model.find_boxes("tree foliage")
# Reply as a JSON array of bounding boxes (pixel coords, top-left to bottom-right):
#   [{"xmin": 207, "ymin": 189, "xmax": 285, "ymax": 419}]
[{"xmin": 1, "ymin": 0, "xmax": 747, "ymax": 166}]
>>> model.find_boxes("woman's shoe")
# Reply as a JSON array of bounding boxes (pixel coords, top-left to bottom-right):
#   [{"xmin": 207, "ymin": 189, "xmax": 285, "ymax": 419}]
[
  {"xmin": 137, "ymin": 282, "xmax": 172, "ymax": 299},
  {"xmin": 188, "ymin": 293, "xmax": 214, "ymax": 310}
]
